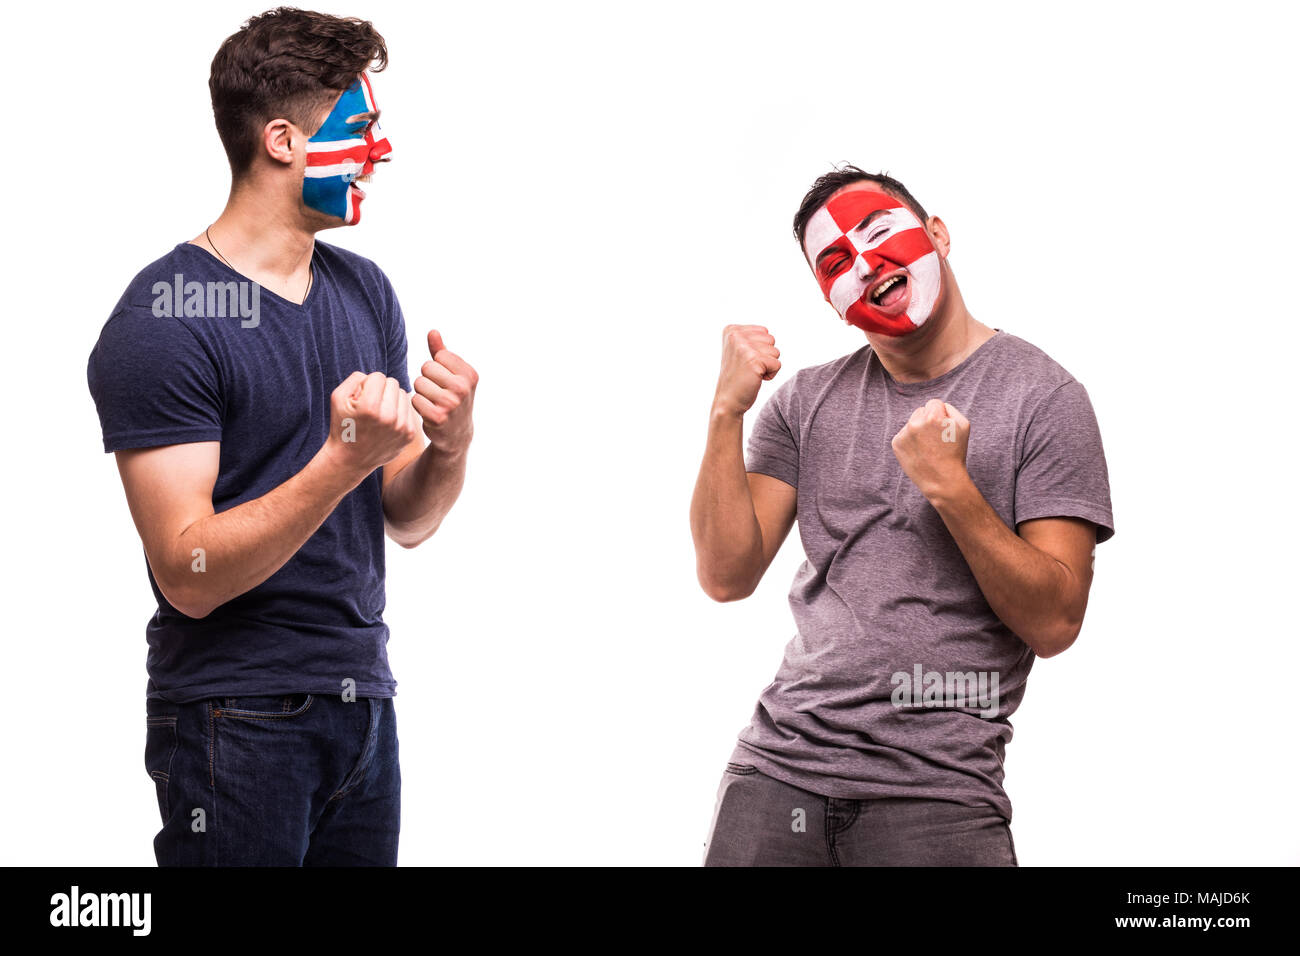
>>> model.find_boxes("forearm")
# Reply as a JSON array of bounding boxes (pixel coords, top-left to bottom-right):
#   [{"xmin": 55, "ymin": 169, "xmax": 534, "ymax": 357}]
[
  {"xmin": 382, "ymin": 443, "xmax": 469, "ymax": 548},
  {"xmin": 928, "ymin": 474, "xmax": 1082, "ymax": 656},
  {"xmin": 691, "ymin": 407, "xmax": 764, "ymax": 600},
  {"xmin": 165, "ymin": 445, "xmax": 364, "ymax": 617}
]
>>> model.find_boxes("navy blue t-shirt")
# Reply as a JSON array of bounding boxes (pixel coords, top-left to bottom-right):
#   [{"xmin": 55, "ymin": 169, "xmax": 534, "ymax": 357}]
[{"xmin": 87, "ymin": 240, "xmax": 411, "ymax": 702}]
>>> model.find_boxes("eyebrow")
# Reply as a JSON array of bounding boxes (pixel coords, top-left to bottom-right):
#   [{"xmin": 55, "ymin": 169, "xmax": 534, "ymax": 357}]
[
  {"xmin": 852, "ymin": 209, "xmax": 890, "ymax": 233},
  {"xmin": 813, "ymin": 208, "xmax": 893, "ymax": 267},
  {"xmin": 346, "ymin": 109, "xmax": 381, "ymax": 124},
  {"xmin": 814, "ymin": 245, "xmax": 847, "ymax": 269}
]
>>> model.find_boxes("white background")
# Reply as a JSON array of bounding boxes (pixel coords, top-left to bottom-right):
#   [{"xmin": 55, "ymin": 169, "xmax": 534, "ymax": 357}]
[{"xmin": 3, "ymin": 0, "xmax": 1297, "ymax": 866}]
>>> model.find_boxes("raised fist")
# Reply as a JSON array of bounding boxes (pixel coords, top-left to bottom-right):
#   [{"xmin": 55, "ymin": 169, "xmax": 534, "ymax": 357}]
[
  {"xmin": 326, "ymin": 370, "xmax": 422, "ymax": 478},
  {"xmin": 713, "ymin": 324, "xmax": 781, "ymax": 417}
]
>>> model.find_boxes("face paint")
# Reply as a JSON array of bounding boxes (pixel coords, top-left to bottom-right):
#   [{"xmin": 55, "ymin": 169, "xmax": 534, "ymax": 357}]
[
  {"xmin": 803, "ymin": 188, "xmax": 941, "ymax": 336},
  {"xmin": 303, "ymin": 73, "xmax": 392, "ymax": 225}
]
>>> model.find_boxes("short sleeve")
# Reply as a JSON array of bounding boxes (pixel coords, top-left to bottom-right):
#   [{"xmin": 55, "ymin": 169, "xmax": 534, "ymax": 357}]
[
  {"xmin": 87, "ymin": 308, "xmax": 224, "ymax": 453},
  {"xmin": 1015, "ymin": 380, "xmax": 1115, "ymax": 543},
  {"xmin": 745, "ymin": 375, "xmax": 800, "ymax": 489},
  {"xmin": 380, "ymin": 272, "xmax": 411, "ymax": 392}
]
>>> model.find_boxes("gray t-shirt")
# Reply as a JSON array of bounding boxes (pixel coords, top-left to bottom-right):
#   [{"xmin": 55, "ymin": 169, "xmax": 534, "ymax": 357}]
[{"xmin": 731, "ymin": 330, "xmax": 1114, "ymax": 822}]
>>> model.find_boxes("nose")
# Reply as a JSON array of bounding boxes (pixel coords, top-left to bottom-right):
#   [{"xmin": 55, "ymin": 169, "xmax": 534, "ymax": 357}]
[
  {"xmin": 369, "ymin": 144, "xmax": 389, "ymax": 163},
  {"xmin": 855, "ymin": 254, "xmax": 875, "ymax": 281}
]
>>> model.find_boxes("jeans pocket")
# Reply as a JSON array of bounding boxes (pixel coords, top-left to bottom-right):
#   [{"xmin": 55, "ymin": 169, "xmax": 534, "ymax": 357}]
[
  {"xmin": 144, "ymin": 715, "xmax": 178, "ymax": 824},
  {"xmin": 213, "ymin": 693, "xmax": 315, "ymax": 720}
]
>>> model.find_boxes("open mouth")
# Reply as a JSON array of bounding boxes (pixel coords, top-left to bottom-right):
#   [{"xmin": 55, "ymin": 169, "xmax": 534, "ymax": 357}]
[
  {"xmin": 349, "ymin": 174, "xmax": 372, "ymax": 198},
  {"xmin": 867, "ymin": 272, "xmax": 909, "ymax": 312}
]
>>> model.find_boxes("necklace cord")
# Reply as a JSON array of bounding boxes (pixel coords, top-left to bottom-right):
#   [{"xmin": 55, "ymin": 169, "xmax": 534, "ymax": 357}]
[{"xmin": 204, "ymin": 225, "xmax": 313, "ymax": 303}]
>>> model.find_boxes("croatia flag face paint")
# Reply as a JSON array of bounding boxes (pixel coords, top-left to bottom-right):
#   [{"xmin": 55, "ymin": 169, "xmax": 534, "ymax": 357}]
[
  {"xmin": 802, "ymin": 188, "xmax": 941, "ymax": 337},
  {"xmin": 303, "ymin": 73, "xmax": 392, "ymax": 225}
]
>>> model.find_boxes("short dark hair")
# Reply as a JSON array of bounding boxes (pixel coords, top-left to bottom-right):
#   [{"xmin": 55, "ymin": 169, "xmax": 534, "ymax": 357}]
[
  {"xmin": 792, "ymin": 165, "xmax": 930, "ymax": 248},
  {"xmin": 209, "ymin": 7, "xmax": 388, "ymax": 179}
]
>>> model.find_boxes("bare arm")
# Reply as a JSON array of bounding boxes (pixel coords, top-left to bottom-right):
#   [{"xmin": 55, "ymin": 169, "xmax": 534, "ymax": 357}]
[
  {"xmin": 691, "ymin": 324, "xmax": 793, "ymax": 602},
  {"xmin": 933, "ymin": 479, "xmax": 1095, "ymax": 657},
  {"xmin": 691, "ymin": 409, "xmax": 796, "ymax": 600},
  {"xmin": 381, "ymin": 329, "xmax": 477, "ymax": 549},
  {"xmin": 893, "ymin": 399, "xmax": 1096, "ymax": 657},
  {"xmin": 381, "ymin": 437, "xmax": 469, "ymax": 548},
  {"xmin": 116, "ymin": 370, "xmax": 420, "ymax": 619}
]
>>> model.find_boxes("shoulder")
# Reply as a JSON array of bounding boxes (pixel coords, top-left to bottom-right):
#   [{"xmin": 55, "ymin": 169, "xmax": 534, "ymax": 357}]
[
  {"xmin": 313, "ymin": 240, "xmax": 400, "ymax": 317},
  {"xmin": 988, "ymin": 332, "xmax": 1083, "ymax": 392},
  {"xmin": 986, "ymin": 334, "xmax": 1107, "ymax": 447},
  {"xmin": 111, "ymin": 243, "xmax": 206, "ymax": 311},
  {"xmin": 93, "ymin": 243, "xmax": 215, "ymax": 345},
  {"xmin": 314, "ymin": 239, "xmax": 391, "ymax": 285}
]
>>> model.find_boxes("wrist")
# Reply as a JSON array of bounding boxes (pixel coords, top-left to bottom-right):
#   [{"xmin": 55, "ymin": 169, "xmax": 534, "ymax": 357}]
[
  {"xmin": 709, "ymin": 400, "xmax": 746, "ymax": 424},
  {"xmin": 425, "ymin": 429, "xmax": 472, "ymax": 461},
  {"xmin": 923, "ymin": 467, "xmax": 976, "ymax": 512},
  {"xmin": 315, "ymin": 440, "xmax": 370, "ymax": 490}
]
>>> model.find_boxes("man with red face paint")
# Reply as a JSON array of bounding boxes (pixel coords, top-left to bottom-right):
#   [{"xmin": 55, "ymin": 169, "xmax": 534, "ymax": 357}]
[
  {"xmin": 86, "ymin": 9, "xmax": 477, "ymax": 866},
  {"xmin": 690, "ymin": 167, "xmax": 1114, "ymax": 866}
]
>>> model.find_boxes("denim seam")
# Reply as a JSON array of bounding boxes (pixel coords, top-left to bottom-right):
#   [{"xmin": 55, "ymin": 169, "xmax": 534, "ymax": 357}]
[
  {"xmin": 329, "ymin": 699, "xmax": 380, "ymax": 802},
  {"xmin": 212, "ymin": 695, "xmax": 315, "ymax": 721},
  {"xmin": 147, "ymin": 715, "xmax": 178, "ymax": 825},
  {"xmin": 206, "ymin": 700, "xmax": 220, "ymax": 866},
  {"xmin": 206, "ymin": 700, "xmax": 216, "ymax": 788},
  {"xmin": 824, "ymin": 797, "xmax": 841, "ymax": 867},
  {"xmin": 831, "ymin": 800, "xmax": 860, "ymax": 835}
]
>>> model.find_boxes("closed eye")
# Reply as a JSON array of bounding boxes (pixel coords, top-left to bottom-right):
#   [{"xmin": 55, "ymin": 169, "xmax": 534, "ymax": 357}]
[{"xmin": 818, "ymin": 255, "xmax": 849, "ymax": 280}]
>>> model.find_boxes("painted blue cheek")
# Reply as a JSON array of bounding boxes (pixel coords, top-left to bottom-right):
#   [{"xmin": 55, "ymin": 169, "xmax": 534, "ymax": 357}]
[{"xmin": 303, "ymin": 176, "xmax": 349, "ymax": 219}]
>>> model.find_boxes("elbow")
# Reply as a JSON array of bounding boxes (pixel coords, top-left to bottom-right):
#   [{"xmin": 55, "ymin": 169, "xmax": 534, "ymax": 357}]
[
  {"xmin": 697, "ymin": 567, "xmax": 757, "ymax": 603},
  {"xmin": 1026, "ymin": 615, "xmax": 1084, "ymax": 659},
  {"xmin": 161, "ymin": 581, "xmax": 216, "ymax": 620},
  {"xmin": 384, "ymin": 515, "xmax": 439, "ymax": 549},
  {"xmin": 706, "ymin": 584, "xmax": 753, "ymax": 603},
  {"xmin": 156, "ymin": 565, "xmax": 217, "ymax": 620},
  {"xmin": 389, "ymin": 529, "xmax": 421, "ymax": 549},
  {"xmin": 388, "ymin": 526, "xmax": 433, "ymax": 549}
]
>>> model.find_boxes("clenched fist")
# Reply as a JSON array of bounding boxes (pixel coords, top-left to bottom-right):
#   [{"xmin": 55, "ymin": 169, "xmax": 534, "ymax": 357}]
[
  {"xmin": 891, "ymin": 398, "xmax": 970, "ymax": 500},
  {"xmin": 412, "ymin": 329, "xmax": 477, "ymax": 455},
  {"xmin": 713, "ymin": 324, "xmax": 781, "ymax": 417},
  {"xmin": 326, "ymin": 371, "xmax": 423, "ymax": 479}
]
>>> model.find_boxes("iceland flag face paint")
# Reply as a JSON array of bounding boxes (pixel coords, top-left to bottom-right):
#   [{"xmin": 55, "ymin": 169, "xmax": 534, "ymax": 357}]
[
  {"xmin": 803, "ymin": 188, "xmax": 942, "ymax": 337},
  {"xmin": 303, "ymin": 73, "xmax": 392, "ymax": 225}
]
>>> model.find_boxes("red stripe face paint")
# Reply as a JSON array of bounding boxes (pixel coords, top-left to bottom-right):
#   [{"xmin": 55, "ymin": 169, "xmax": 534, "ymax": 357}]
[
  {"xmin": 802, "ymin": 188, "xmax": 942, "ymax": 336},
  {"xmin": 303, "ymin": 72, "xmax": 393, "ymax": 225}
]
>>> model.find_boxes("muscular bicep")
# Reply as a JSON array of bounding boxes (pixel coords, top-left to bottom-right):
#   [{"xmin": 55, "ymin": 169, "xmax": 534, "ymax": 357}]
[
  {"xmin": 114, "ymin": 442, "xmax": 220, "ymax": 593},
  {"xmin": 747, "ymin": 471, "xmax": 797, "ymax": 582},
  {"xmin": 1016, "ymin": 515, "xmax": 1097, "ymax": 625}
]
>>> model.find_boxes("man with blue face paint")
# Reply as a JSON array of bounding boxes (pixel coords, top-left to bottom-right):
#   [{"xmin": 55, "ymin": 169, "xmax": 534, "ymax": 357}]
[
  {"xmin": 303, "ymin": 72, "xmax": 393, "ymax": 224},
  {"xmin": 86, "ymin": 9, "xmax": 477, "ymax": 866}
]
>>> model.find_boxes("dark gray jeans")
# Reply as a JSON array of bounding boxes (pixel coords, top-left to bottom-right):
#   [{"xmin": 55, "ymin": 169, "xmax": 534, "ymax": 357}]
[{"xmin": 703, "ymin": 763, "xmax": 1018, "ymax": 867}]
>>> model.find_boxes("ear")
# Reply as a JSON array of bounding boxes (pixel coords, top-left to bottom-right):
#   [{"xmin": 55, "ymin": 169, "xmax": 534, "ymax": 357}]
[
  {"xmin": 926, "ymin": 215, "xmax": 951, "ymax": 259},
  {"xmin": 262, "ymin": 118, "xmax": 297, "ymax": 167}
]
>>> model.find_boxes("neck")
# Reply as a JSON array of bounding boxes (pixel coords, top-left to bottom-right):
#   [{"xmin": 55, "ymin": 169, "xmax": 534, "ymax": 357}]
[
  {"xmin": 193, "ymin": 181, "xmax": 316, "ymax": 292},
  {"xmin": 864, "ymin": 268, "xmax": 995, "ymax": 383}
]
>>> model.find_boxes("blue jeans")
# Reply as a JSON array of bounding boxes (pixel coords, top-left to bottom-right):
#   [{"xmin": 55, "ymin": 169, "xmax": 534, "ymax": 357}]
[
  {"xmin": 703, "ymin": 763, "xmax": 1017, "ymax": 866},
  {"xmin": 145, "ymin": 693, "xmax": 400, "ymax": 866}
]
